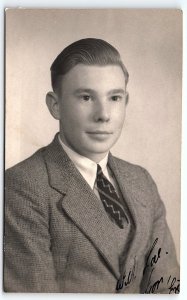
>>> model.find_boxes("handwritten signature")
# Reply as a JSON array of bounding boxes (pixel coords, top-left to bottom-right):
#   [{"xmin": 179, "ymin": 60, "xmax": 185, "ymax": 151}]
[
  {"xmin": 143, "ymin": 238, "xmax": 180, "ymax": 294},
  {"xmin": 117, "ymin": 238, "xmax": 180, "ymax": 293},
  {"xmin": 144, "ymin": 269, "xmax": 180, "ymax": 294},
  {"xmin": 167, "ymin": 275, "xmax": 180, "ymax": 294},
  {"xmin": 143, "ymin": 238, "xmax": 161, "ymax": 275},
  {"xmin": 116, "ymin": 258, "xmax": 136, "ymax": 290}
]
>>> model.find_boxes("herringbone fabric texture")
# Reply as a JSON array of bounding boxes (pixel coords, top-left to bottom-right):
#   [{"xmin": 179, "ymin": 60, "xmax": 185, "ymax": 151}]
[
  {"xmin": 4, "ymin": 135, "xmax": 180, "ymax": 292},
  {"xmin": 96, "ymin": 164, "xmax": 126, "ymax": 229}
]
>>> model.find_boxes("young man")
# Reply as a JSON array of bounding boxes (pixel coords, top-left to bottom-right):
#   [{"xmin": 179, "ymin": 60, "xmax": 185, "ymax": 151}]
[{"xmin": 4, "ymin": 38, "xmax": 179, "ymax": 293}]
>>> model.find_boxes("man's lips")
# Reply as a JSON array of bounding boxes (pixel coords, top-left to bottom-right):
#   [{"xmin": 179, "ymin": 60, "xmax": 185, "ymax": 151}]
[
  {"xmin": 86, "ymin": 131, "xmax": 113, "ymax": 141},
  {"xmin": 86, "ymin": 131, "xmax": 113, "ymax": 134}
]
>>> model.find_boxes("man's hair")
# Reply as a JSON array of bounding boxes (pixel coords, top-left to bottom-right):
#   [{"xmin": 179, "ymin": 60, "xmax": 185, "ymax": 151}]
[{"xmin": 50, "ymin": 38, "xmax": 129, "ymax": 92}]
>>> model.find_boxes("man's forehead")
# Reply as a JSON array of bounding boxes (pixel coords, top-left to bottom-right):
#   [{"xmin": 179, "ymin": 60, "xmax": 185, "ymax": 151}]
[
  {"xmin": 67, "ymin": 63, "xmax": 125, "ymax": 74},
  {"xmin": 60, "ymin": 64, "xmax": 126, "ymax": 88}
]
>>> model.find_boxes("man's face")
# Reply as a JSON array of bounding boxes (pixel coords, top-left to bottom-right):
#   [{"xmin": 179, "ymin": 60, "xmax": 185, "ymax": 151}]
[{"xmin": 56, "ymin": 64, "xmax": 127, "ymax": 162}]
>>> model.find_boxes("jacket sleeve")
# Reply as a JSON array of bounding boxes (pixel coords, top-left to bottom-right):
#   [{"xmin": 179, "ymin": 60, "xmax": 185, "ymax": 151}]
[
  {"xmin": 140, "ymin": 169, "xmax": 180, "ymax": 294},
  {"xmin": 4, "ymin": 167, "xmax": 60, "ymax": 292}
]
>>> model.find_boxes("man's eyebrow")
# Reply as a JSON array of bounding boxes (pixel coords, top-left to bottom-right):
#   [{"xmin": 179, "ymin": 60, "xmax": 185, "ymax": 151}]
[
  {"xmin": 73, "ymin": 88, "xmax": 96, "ymax": 95},
  {"xmin": 73, "ymin": 88, "xmax": 126, "ymax": 95},
  {"xmin": 107, "ymin": 89, "xmax": 126, "ymax": 95}
]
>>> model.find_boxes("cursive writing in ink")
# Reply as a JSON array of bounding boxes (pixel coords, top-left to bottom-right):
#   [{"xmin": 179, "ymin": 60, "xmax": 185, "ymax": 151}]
[
  {"xmin": 167, "ymin": 276, "xmax": 180, "ymax": 294},
  {"xmin": 116, "ymin": 258, "xmax": 136, "ymax": 290},
  {"xmin": 143, "ymin": 238, "xmax": 161, "ymax": 275},
  {"xmin": 144, "ymin": 270, "xmax": 180, "ymax": 294},
  {"xmin": 123, "ymin": 260, "xmax": 136, "ymax": 287},
  {"xmin": 144, "ymin": 268, "xmax": 163, "ymax": 293}
]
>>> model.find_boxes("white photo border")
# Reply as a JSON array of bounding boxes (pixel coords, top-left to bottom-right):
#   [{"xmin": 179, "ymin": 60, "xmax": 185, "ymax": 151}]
[{"xmin": 1, "ymin": 1, "xmax": 186, "ymax": 300}]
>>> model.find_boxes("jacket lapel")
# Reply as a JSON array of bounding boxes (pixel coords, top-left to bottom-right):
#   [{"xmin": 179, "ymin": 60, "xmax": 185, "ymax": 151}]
[{"xmin": 43, "ymin": 135, "xmax": 120, "ymax": 279}]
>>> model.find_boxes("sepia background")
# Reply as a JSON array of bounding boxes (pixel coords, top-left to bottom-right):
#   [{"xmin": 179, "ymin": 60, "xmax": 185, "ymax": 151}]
[{"xmin": 5, "ymin": 9, "xmax": 182, "ymax": 260}]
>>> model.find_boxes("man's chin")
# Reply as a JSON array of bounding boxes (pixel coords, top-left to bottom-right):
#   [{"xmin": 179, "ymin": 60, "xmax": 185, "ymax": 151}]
[{"xmin": 82, "ymin": 144, "xmax": 114, "ymax": 158}]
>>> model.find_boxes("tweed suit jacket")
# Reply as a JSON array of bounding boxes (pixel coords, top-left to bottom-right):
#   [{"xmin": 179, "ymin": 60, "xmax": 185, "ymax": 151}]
[{"xmin": 4, "ymin": 134, "xmax": 179, "ymax": 293}]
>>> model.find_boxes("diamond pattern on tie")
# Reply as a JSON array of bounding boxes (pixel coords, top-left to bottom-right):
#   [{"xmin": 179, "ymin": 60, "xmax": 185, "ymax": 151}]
[{"xmin": 96, "ymin": 164, "xmax": 126, "ymax": 229}]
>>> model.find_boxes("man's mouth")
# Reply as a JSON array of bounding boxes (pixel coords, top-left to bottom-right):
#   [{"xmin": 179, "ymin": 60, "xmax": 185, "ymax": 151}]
[
  {"xmin": 86, "ymin": 131, "xmax": 112, "ymax": 134},
  {"xmin": 86, "ymin": 131, "xmax": 113, "ymax": 140}
]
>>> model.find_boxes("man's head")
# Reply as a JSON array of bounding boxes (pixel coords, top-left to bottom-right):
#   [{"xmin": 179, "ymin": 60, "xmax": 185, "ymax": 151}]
[{"xmin": 46, "ymin": 38, "xmax": 129, "ymax": 162}]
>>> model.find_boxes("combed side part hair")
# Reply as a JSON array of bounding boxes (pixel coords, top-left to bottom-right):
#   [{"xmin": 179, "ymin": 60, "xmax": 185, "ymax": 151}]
[{"xmin": 50, "ymin": 38, "xmax": 129, "ymax": 92}]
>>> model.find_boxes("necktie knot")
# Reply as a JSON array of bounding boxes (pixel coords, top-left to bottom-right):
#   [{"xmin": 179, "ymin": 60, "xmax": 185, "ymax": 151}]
[{"xmin": 96, "ymin": 164, "xmax": 104, "ymax": 178}]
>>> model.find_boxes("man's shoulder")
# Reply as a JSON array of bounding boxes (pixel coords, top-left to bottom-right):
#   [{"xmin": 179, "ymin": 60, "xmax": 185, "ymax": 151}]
[
  {"xmin": 110, "ymin": 154, "xmax": 157, "ymax": 192},
  {"xmin": 5, "ymin": 134, "xmax": 66, "ymax": 188},
  {"xmin": 5, "ymin": 145, "xmax": 48, "ymax": 184},
  {"xmin": 111, "ymin": 155, "xmax": 150, "ymax": 178},
  {"xmin": 111, "ymin": 155, "xmax": 161, "ymax": 209}
]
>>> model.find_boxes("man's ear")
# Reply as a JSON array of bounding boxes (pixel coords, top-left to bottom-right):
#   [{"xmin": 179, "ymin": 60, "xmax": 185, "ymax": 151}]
[
  {"xmin": 125, "ymin": 91, "xmax": 129, "ymax": 105},
  {"xmin": 46, "ymin": 92, "xmax": 60, "ymax": 120}
]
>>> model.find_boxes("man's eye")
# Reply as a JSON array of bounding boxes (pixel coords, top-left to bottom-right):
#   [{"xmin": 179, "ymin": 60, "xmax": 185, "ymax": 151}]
[
  {"xmin": 111, "ymin": 95, "xmax": 121, "ymax": 101},
  {"xmin": 81, "ymin": 95, "xmax": 91, "ymax": 101}
]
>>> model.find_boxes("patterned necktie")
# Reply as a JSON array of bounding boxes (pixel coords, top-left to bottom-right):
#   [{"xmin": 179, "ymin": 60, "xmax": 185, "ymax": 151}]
[{"xmin": 96, "ymin": 164, "xmax": 126, "ymax": 229}]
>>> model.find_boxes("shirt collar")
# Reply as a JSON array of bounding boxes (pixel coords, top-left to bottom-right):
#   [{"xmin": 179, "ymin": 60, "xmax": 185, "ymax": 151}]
[{"xmin": 58, "ymin": 134, "xmax": 109, "ymax": 189}]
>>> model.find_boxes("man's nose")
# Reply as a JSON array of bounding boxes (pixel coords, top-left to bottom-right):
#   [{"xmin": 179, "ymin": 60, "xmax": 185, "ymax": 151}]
[{"xmin": 93, "ymin": 100, "xmax": 110, "ymax": 122}]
